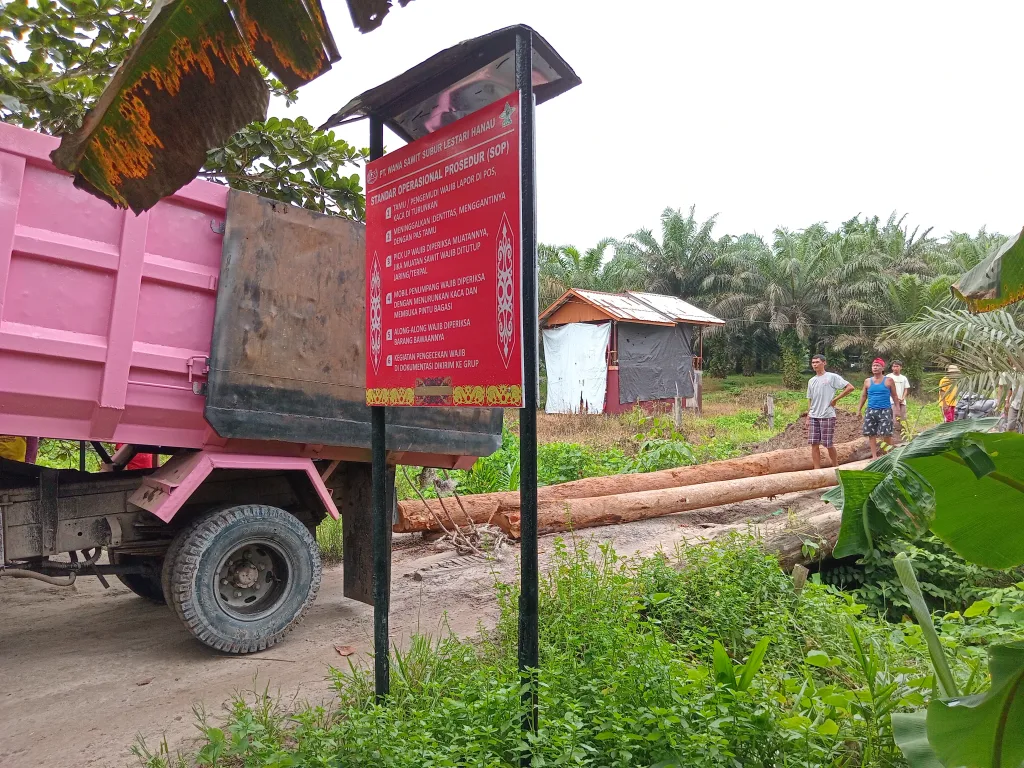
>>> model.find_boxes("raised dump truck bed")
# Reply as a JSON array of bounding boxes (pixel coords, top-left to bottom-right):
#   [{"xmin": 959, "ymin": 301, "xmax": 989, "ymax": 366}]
[
  {"xmin": 0, "ymin": 122, "xmax": 501, "ymax": 464},
  {"xmin": 0, "ymin": 122, "xmax": 501, "ymax": 653}
]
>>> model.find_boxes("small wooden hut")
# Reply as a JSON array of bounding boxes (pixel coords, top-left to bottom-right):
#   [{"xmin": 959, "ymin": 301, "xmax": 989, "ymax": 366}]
[{"xmin": 539, "ymin": 289, "xmax": 724, "ymax": 414}]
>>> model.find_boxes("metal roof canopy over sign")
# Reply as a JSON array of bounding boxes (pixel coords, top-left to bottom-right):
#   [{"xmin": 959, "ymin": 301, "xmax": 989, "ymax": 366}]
[{"xmin": 335, "ymin": 25, "xmax": 579, "ymax": 759}]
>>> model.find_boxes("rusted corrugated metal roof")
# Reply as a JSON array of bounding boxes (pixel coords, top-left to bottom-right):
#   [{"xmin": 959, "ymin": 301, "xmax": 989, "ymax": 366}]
[
  {"xmin": 573, "ymin": 289, "xmax": 673, "ymax": 324},
  {"xmin": 626, "ymin": 292, "xmax": 725, "ymax": 326},
  {"xmin": 540, "ymin": 288, "xmax": 724, "ymax": 327}
]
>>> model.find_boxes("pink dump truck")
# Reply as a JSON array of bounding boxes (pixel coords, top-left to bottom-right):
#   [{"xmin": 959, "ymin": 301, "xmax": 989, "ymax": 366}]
[{"xmin": 0, "ymin": 122, "xmax": 501, "ymax": 652}]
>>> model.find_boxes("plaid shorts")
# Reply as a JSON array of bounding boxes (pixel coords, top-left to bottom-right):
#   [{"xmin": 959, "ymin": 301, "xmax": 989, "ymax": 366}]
[
  {"xmin": 808, "ymin": 417, "xmax": 836, "ymax": 448},
  {"xmin": 863, "ymin": 407, "xmax": 894, "ymax": 437}
]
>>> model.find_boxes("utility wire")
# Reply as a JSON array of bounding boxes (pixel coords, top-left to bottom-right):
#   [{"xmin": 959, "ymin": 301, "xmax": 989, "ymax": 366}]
[{"xmin": 719, "ymin": 318, "xmax": 895, "ymax": 329}]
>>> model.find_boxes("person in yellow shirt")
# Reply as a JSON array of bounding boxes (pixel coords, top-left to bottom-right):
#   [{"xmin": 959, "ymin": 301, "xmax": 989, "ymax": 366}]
[
  {"xmin": 0, "ymin": 435, "xmax": 28, "ymax": 462},
  {"xmin": 938, "ymin": 364, "xmax": 959, "ymax": 422}
]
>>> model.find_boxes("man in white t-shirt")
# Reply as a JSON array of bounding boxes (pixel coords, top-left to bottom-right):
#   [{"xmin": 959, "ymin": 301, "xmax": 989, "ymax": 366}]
[
  {"xmin": 885, "ymin": 360, "xmax": 912, "ymax": 441},
  {"xmin": 806, "ymin": 354, "xmax": 856, "ymax": 468}
]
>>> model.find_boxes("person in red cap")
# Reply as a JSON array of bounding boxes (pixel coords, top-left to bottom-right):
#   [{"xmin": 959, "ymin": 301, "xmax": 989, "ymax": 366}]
[{"xmin": 858, "ymin": 358, "xmax": 898, "ymax": 458}]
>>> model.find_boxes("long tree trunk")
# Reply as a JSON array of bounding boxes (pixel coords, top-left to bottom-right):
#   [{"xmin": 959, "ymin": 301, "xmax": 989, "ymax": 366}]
[
  {"xmin": 501, "ymin": 460, "xmax": 871, "ymax": 539},
  {"xmin": 394, "ymin": 439, "xmax": 869, "ymax": 534}
]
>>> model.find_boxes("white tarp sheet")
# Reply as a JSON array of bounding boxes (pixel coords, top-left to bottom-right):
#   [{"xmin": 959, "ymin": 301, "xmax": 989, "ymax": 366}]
[{"xmin": 543, "ymin": 322, "xmax": 611, "ymax": 414}]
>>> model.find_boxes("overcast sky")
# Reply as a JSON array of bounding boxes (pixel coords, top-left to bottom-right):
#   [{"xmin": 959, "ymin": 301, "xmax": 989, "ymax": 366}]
[{"xmin": 275, "ymin": 0, "xmax": 1024, "ymax": 249}]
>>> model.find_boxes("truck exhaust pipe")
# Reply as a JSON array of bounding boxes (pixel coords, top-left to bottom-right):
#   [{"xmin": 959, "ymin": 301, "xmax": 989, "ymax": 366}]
[{"xmin": 0, "ymin": 569, "xmax": 77, "ymax": 587}]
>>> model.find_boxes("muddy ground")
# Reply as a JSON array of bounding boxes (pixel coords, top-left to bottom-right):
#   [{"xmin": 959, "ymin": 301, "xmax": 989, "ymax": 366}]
[{"xmin": 0, "ymin": 491, "xmax": 828, "ymax": 768}]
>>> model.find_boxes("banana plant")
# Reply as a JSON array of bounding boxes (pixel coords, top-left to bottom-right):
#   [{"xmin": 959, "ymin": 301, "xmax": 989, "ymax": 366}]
[
  {"xmin": 826, "ymin": 419, "xmax": 1024, "ymax": 569},
  {"xmin": 824, "ymin": 422, "xmax": 1024, "ymax": 767},
  {"xmin": 891, "ymin": 554, "xmax": 1024, "ymax": 768}
]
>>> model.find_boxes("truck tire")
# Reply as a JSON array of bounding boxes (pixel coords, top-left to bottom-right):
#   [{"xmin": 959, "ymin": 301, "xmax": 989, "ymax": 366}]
[
  {"xmin": 161, "ymin": 525, "xmax": 194, "ymax": 613},
  {"xmin": 109, "ymin": 551, "xmax": 165, "ymax": 604},
  {"xmin": 167, "ymin": 505, "xmax": 322, "ymax": 654}
]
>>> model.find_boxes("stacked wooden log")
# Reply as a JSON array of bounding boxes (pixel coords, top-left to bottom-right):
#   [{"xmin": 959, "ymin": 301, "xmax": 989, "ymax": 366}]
[{"xmin": 396, "ymin": 439, "xmax": 870, "ymax": 540}]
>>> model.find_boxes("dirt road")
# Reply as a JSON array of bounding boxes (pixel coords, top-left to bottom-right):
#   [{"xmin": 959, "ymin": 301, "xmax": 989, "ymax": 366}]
[{"xmin": 0, "ymin": 491, "xmax": 827, "ymax": 768}]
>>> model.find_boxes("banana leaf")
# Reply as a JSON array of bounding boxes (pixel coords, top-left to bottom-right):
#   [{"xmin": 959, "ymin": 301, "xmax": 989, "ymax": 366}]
[
  {"xmin": 227, "ymin": 0, "xmax": 339, "ymax": 91},
  {"xmin": 891, "ymin": 711, "xmax": 943, "ymax": 768},
  {"xmin": 347, "ymin": 0, "xmax": 417, "ymax": 33},
  {"xmin": 827, "ymin": 421, "xmax": 1024, "ymax": 569},
  {"xmin": 51, "ymin": 0, "xmax": 416, "ymax": 213},
  {"xmin": 893, "ymin": 643, "xmax": 1024, "ymax": 768},
  {"xmin": 51, "ymin": 0, "xmax": 270, "ymax": 214},
  {"xmin": 952, "ymin": 226, "xmax": 1024, "ymax": 312}
]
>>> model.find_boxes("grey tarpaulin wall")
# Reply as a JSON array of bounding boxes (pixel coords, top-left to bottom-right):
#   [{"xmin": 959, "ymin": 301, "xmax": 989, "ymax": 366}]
[{"xmin": 618, "ymin": 323, "xmax": 694, "ymax": 404}]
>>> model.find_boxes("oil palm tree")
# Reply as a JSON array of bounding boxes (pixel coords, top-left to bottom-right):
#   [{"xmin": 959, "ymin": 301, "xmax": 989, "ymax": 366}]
[
  {"xmin": 604, "ymin": 205, "xmax": 727, "ymax": 299},
  {"xmin": 538, "ymin": 239, "xmax": 613, "ymax": 310},
  {"xmin": 929, "ymin": 228, "xmax": 1008, "ymax": 278},
  {"xmin": 838, "ymin": 212, "xmax": 936, "ymax": 277},
  {"xmin": 714, "ymin": 225, "xmax": 836, "ymax": 343},
  {"xmin": 881, "ymin": 306, "xmax": 1024, "ymax": 404}
]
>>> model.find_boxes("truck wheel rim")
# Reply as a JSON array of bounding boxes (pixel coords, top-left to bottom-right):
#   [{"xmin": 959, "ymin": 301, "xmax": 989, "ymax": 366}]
[{"xmin": 214, "ymin": 539, "xmax": 291, "ymax": 621}]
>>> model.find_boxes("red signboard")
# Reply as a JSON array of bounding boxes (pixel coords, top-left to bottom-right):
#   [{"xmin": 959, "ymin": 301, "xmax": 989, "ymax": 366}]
[{"xmin": 365, "ymin": 94, "xmax": 523, "ymax": 407}]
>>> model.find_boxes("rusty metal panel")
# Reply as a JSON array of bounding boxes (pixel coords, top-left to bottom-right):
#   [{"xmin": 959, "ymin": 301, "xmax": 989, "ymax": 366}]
[
  {"xmin": 626, "ymin": 292, "xmax": 725, "ymax": 327},
  {"xmin": 573, "ymin": 289, "xmax": 673, "ymax": 324},
  {"xmin": 543, "ymin": 289, "xmax": 725, "ymax": 328},
  {"xmin": 333, "ymin": 462, "xmax": 395, "ymax": 606},
  {"xmin": 206, "ymin": 191, "xmax": 502, "ymax": 459}
]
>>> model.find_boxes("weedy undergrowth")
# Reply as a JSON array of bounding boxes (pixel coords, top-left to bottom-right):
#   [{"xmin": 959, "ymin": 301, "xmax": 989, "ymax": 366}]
[{"xmin": 145, "ymin": 537, "xmax": 991, "ymax": 768}]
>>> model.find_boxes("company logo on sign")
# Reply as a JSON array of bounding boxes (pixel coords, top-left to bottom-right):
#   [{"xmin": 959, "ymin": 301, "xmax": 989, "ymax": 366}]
[
  {"xmin": 496, "ymin": 213, "xmax": 516, "ymax": 368},
  {"xmin": 369, "ymin": 254, "xmax": 382, "ymax": 374},
  {"xmin": 367, "ymin": 167, "xmax": 378, "ymax": 185},
  {"xmin": 500, "ymin": 101, "xmax": 517, "ymax": 128}
]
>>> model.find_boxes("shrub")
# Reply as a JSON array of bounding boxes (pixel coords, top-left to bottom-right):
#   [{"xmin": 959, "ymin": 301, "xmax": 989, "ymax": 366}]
[
  {"xmin": 164, "ymin": 537, "xmax": 968, "ymax": 768},
  {"xmin": 823, "ymin": 534, "xmax": 1024, "ymax": 620}
]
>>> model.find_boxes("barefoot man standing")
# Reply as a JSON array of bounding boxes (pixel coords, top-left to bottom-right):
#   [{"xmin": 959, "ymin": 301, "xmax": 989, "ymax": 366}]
[{"xmin": 807, "ymin": 354, "xmax": 856, "ymax": 468}]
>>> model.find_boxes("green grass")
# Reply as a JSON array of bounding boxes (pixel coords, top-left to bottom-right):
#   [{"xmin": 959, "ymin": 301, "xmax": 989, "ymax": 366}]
[
  {"xmin": 143, "ymin": 536, "xmax": 1024, "ymax": 768},
  {"xmin": 702, "ymin": 372, "xmax": 788, "ymax": 394},
  {"xmin": 317, "ymin": 517, "xmax": 344, "ymax": 563}
]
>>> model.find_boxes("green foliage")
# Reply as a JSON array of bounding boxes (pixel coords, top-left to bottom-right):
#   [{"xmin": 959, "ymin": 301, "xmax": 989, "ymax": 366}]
[
  {"xmin": 538, "ymin": 239, "xmax": 614, "ymax": 310},
  {"xmin": 824, "ymin": 535, "xmax": 1024, "ymax": 621},
  {"xmin": 882, "ymin": 307, "xmax": 1024, "ymax": 408},
  {"xmin": 622, "ymin": 438, "xmax": 694, "ymax": 473},
  {"xmin": 703, "ymin": 333, "xmax": 733, "ymax": 378},
  {"xmin": 829, "ymin": 424, "xmax": 1024, "ymax": 569},
  {"xmin": 605, "ymin": 205, "xmax": 726, "ymax": 298},
  {"xmin": 165, "ymin": 537, "xmax": 959, "ymax": 768},
  {"xmin": 0, "ymin": 0, "xmax": 148, "ymax": 134},
  {"xmin": 130, "ymin": 735, "xmax": 189, "ymax": 768},
  {"xmin": 1, "ymin": 0, "xmax": 368, "ymax": 219},
  {"xmin": 204, "ymin": 116, "xmax": 368, "ymax": 220},
  {"xmin": 825, "ymin": 419, "xmax": 1024, "ymax": 768},
  {"xmin": 537, "ymin": 205, "xmax": 1006, "ymax": 379},
  {"xmin": 781, "ymin": 346, "xmax": 804, "ymax": 390},
  {"xmin": 538, "ymin": 441, "xmax": 627, "ymax": 486},
  {"xmin": 316, "ymin": 517, "xmax": 343, "ymax": 563},
  {"xmin": 889, "ymin": 560, "xmax": 1024, "ymax": 768},
  {"xmin": 453, "ymin": 428, "xmax": 628, "ymax": 495},
  {"xmin": 35, "ymin": 439, "xmax": 109, "ymax": 471}
]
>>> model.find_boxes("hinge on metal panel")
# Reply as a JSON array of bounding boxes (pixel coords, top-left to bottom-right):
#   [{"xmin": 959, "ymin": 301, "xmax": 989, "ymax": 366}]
[
  {"xmin": 187, "ymin": 356, "xmax": 210, "ymax": 396},
  {"xmin": 210, "ymin": 219, "xmax": 226, "ymax": 235}
]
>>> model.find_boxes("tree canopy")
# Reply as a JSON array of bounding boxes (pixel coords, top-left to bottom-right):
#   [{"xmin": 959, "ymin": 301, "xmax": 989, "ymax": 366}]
[
  {"xmin": 1, "ymin": 0, "xmax": 367, "ymax": 220},
  {"xmin": 539, "ymin": 207, "xmax": 1009, "ymax": 385}
]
